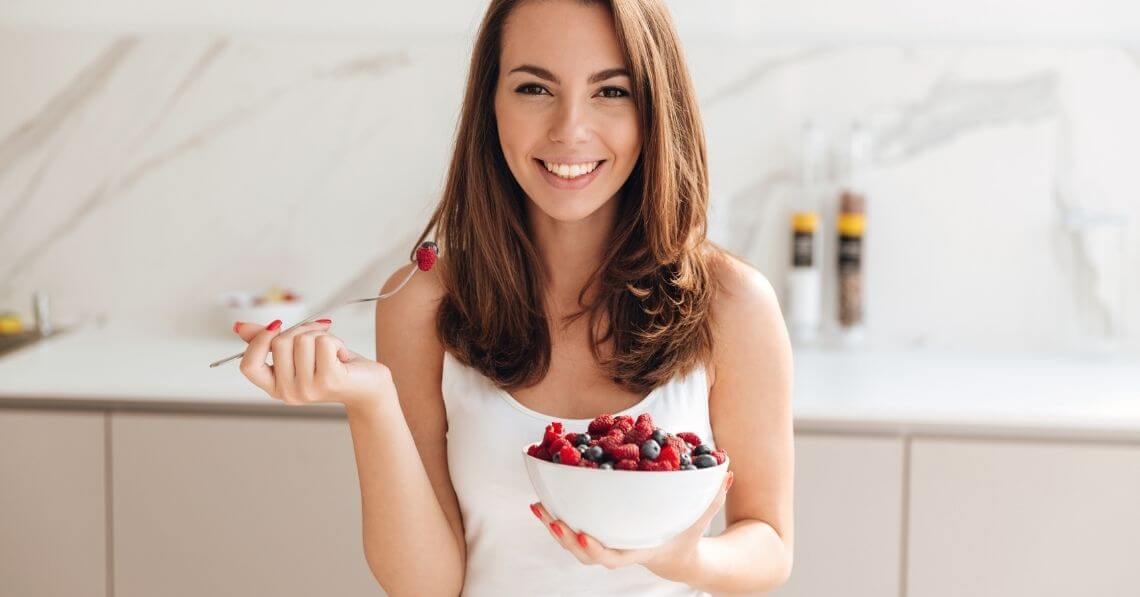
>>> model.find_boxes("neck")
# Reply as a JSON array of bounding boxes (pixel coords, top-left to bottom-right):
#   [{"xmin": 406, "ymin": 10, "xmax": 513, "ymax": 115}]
[{"xmin": 526, "ymin": 194, "xmax": 620, "ymax": 312}]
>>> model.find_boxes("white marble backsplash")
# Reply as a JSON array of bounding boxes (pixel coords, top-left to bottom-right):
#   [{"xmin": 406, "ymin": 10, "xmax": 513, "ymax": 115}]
[{"xmin": 1, "ymin": 30, "xmax": 1137, "ymax": 355}]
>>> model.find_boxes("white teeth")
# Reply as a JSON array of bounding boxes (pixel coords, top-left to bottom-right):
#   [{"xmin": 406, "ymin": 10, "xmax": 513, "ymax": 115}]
[{"xmin": 542, "ymin": 160, "xmax": 600, "ymax": 179}]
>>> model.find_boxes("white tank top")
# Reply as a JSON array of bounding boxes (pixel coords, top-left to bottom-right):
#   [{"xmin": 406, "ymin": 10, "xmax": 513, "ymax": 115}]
[{"xmin": 441, "ymin": 349, "xmax": 720, "ymax": 597}]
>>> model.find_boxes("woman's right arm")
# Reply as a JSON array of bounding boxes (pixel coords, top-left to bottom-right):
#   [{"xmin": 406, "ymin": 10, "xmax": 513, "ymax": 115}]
[{"xmin": 351, "ymin": 262, "xmax": 465, "ymax": 596}]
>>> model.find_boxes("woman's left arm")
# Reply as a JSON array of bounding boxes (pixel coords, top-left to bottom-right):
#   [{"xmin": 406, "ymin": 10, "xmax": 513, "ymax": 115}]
[
  {"xmin": 657, "ymin": 260, "xmax": 796, "ymax": 593},
  {"xmin": 533, "ymin": 259, "xmax": 795, "ymax": 593}
]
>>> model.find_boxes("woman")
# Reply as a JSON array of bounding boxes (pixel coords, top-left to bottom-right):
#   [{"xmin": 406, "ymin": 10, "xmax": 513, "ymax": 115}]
[{"xmin": 234, "ymin": 0, "xmax": 794, "ymax": 594}]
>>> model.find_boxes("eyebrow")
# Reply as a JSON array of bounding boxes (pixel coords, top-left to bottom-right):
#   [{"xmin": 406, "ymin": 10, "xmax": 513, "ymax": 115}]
[{"xmin": 507, "ymin": 64, "xmax": 630, "ymax": 85}]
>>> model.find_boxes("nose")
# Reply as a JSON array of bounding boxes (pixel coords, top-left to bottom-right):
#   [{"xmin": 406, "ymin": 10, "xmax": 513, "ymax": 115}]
[{"xmin": 547, "ymin": 97, "xmax": 591, "ymax": 145}]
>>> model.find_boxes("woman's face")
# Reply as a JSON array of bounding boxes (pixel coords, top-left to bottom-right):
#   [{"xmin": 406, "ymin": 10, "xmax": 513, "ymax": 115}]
[{"xmin": 494, "ymin": 0, "xmax": 642, "ymax": 223}]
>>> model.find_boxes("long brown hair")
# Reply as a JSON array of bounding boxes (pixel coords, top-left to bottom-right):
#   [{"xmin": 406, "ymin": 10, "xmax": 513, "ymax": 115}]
[{"xmin": 412, "ymin": 0, "xmax": 720, "ymax": 394}]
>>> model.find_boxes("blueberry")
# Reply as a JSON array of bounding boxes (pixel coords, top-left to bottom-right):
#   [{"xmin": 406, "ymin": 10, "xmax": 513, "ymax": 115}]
[
  {"xmin": 651, "ymin": 429, "xmax": 668, "ymax": 445},
  {"xmin": 693, "ymin": 454, "xmax": 717, "ymax": 469},
  {"xmin": 640, "ymin": 439, "xmax": 661, "ymax": 460},
  {"xmin": 577, "ymin": 444, "xmax": 588, "ymax": 453},
  {"xmin": 682, "ymin": 464, "xmax": 698, "ymax": 471},
  {"xmin": 693, "ymin": 444, "xmax": 712, "ymax": 457},
  {"xmin": 680, "ymin": 452, "xmax": 692, "ymax": 467},
  {"xmin": 572, "ymin": 433, "xmax": 591, "ymax": 447},
  {"xmin": 583, "ymin": 445, "xmax": 604, "ymax": 462},
  {"xmin": 552, "ymin": 452, "xmax": 563, "ymax": 464},
  {"xmin": 600, "ymin": 462, "xmax": 614, "ymax": 470}
]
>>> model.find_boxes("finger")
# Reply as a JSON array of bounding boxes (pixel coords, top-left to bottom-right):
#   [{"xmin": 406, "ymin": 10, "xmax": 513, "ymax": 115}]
[
  {"xmin": 293, "ymin": 330, "xmax": 327, "ymax": 398},
  {"xmin": 314, "ymin": 334, "xmax": 347, "ymax": 388},
  {"xmin": 269, "ymin": 321, "xmax": 329, "ymax": 402},
  {"xmin": 238, "ymin": 320, "xmax": 282, "ymax": 397},
  {"xmin": 577, "ymin": 533, "xmax": 651, "ymax": 568},
  {"xmin": 532, "ymin": 504, "xmax": 596, "ymax": 565},
  {"xmin": 548, "ymin": 520, "xmax": 594, "ymax": 565}
]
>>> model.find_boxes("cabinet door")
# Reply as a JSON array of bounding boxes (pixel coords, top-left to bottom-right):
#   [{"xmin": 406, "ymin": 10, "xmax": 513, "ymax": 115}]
[
  {"xmin": 111, "ymin": 413, "xmax": 381, "ymax": 597},
  {"xmin": 763, "ymin": 433, "xmax": 905, "ymax": 597},
  {"xmin": 908, "ymin": 438, "xmax": 1140, "ymax": 597},
  {"xmin": 0, "ymin": 409, "xmax": 107, "ymax": 597}
]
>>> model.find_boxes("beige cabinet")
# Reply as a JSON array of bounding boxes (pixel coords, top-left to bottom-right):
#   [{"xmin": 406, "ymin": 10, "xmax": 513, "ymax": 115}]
[
  {"xmin": 764, "ymin": 433, "xmax": 906, "ymax": 597},
  {"xmin": 110, "ymin": 413, "xmax": 381, "ymax": 597},
  {"xmin": 0, "ymin": 409, "xmax": 107, "ymax": 597},
  {"xmin": 907, "ymin": 438, "xmax": 1140, "ymax": 597}
]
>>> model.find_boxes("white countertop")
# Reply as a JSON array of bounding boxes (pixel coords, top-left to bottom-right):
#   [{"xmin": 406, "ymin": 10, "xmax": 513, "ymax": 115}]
[{"xmin": 1, "ymin": 322, "xmax": 1138, "ymax": 441}]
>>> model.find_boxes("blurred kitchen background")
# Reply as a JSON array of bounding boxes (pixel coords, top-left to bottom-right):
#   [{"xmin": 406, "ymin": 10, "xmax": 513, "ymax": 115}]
[{"xmin": 1, "ymin": 1, "xmax": 1138, "ymax": 597}]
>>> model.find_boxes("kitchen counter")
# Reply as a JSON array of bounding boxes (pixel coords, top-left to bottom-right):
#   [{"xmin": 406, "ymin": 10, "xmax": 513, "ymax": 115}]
[{"xmin": 1, "ymin": 321, "xmax": 1138, "ymax": 441}]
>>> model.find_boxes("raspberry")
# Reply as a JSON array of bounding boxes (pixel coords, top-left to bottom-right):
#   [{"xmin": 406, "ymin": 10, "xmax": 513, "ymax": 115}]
[
  {"xmin": 526, "ymin": 444, "xmax": 540, "ymax": 457},
  {"xmin": 598, "ymin": 434, "xmax": 625, "ymax": 456},
  {"xmin": 415, "ymin": 241, "xmax": 439, "ymax": 272},
  {"xmin": 624, "ymin": 421, "xmax": 654, "ymax": 445},
  {"xmin": 530, "ymin": 444, "xmax": 551, "ymax": 461},
  {"xmin": 665, "ymin": 435, "xmax": 689, "ymax": 456},
  {"xmin": 548, "ymin": 438, "xmax": 570, "ymax": 455},
  {"xmin": 615, "ymin": 459, "xmax": 639, "ymax": 470},
  {"xmin": 609, "ymin": 443, "xmax": 640, "ymax": 461},
  {"xmin": 577, "ymin": 459, "xmax": 599, "ymax": 468},
  {"xmin": 678, "ymin": 432, "xmax": 702, "ymax": 446},
  {"xmin": 635, "ymin": 413, "xmax": 654, "ymax": 428},
  {"xmin": 612, "ymin": 415, "xmax": 635, "ymax": 434},
  {"xmin": 638, "ymin": 459, "xmax": 674, "ymax": 471},
  {"xmin": 542, "ymin": 422, "xmax": 564, "ymax": 446},
  {"xmin": 657, "ymin": 444, "xmax": 681, "ymax": 470},
  {"xmin": 558, "ymin": 444, "xmax": 582, "ymax": 466},
  {"xmin": 712, "ymin": 449, "xmax": 727, "ymax": 465},
  {"xmin": 588, "ymin": 414, "xmax": 616, "ymax": 436}
]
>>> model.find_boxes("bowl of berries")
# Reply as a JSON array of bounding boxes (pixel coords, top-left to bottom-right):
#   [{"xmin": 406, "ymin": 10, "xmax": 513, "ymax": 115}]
[{"xmin": 523, "ymin": 412, "xmax": 729, "ymax": 549}]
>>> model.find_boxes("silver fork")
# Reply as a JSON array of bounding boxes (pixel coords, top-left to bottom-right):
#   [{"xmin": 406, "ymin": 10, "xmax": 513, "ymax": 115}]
[{"xmin": 208, "ymin": 264, "xmax": 420, "ymax": 368}]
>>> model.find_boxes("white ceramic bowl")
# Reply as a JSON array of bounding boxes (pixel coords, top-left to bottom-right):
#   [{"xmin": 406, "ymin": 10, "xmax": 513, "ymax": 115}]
[{"xmin": 522, "ymin": 443, "xmax": 729, "ymax": 549}]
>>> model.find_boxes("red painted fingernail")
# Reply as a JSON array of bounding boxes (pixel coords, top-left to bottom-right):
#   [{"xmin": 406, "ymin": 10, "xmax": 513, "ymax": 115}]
[
  {"xmin": 530, "ymin": 504, "xmax": 541, "ymax": 519},
  {"xmin": 577, "ymin": 532, "xmax": 588, "ymax": 548},
  {"xmin": 550, "ymin": 523, "xmax": 563, "ymax": 537},
  {"xmin": 314, "ymin": 318, "xmax": 332, "ymax": 325},
  {"xmin": 266, "ymin": 319, "xmax": 282, "ymax": 331},
  {"xmin": 727, "ymin": 471, "xmax": 735, "ymax": 490},
  {"xmin": 232, "ymin": 321, "xmax": 242, "ymax": 334}
]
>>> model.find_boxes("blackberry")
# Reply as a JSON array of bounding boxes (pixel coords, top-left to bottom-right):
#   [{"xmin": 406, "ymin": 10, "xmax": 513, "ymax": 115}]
[{"xmin": 640, "ymin": 439, "xmax": 661, "ymax": 460}]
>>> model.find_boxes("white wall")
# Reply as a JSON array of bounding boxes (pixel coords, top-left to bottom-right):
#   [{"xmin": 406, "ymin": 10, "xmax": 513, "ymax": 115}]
[{"xmin": 2, "ymin": 0, "xmax": 1139, "ymax": 42}]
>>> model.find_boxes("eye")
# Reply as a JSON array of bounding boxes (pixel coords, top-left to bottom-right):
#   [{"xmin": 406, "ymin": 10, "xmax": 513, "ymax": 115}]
[
  {"xmin": 597, "ymin": 87, "xmax": 630, "ymax": 99},
  {"xmin": 515, "ymin": 84, "xmax": 550, "ymax": 96}
]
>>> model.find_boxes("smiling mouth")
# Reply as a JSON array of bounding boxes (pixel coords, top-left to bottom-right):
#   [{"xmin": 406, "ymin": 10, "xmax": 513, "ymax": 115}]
[{"xmin": 533, "ymin": 158, "xmax": 607, "ymax": 180}]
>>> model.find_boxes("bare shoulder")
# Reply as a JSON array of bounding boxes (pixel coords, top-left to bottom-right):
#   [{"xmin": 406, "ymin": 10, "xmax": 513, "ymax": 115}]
[
  {"xmin": 706, "ymin": 248, "xmax": 779, "ymax": 330},
  {"xmin": 374, "ymin": 257, "xmax": 447, "ymax": 369},
  {"xmin": 706, "ymin": 250, "xmax": 789, "ymax": 387}
]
